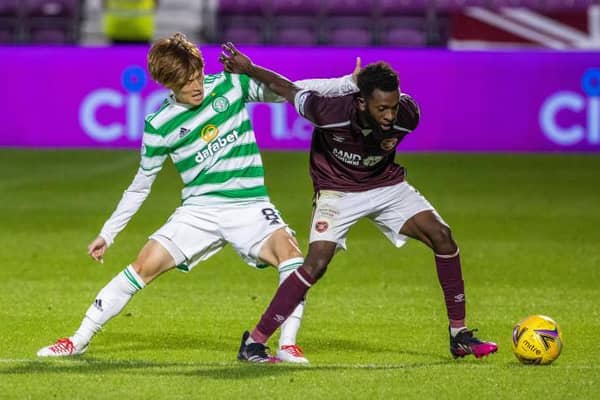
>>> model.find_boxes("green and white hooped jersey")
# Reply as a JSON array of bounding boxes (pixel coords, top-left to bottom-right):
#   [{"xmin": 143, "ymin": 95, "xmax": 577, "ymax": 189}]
[
  {"xmin": 142, "ymin": 72, "xmax": 271, "ymax": 206},
  {"xmin": 98, "ymin": 73, "xmax": 358, "ymax": 247}
]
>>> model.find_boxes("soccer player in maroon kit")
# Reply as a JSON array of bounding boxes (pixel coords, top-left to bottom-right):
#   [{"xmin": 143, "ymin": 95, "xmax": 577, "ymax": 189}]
[{"xmin": 219, "ymin": 43, "xmax": 498, "ymax": 363}]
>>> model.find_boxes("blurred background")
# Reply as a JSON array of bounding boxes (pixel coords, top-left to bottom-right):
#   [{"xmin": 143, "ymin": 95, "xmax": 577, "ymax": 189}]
[
  {"xmin": 1, "ymin": 0, "xmax": 599, "ymax": 152},
  {"xmin": 0, "ymin": 0, "xmax": 598, "ymax": 49}
]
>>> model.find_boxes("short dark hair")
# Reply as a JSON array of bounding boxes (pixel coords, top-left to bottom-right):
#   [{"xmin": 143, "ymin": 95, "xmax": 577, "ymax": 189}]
[{"xmin": 356, "ymin": 62, "xmax": 399, "ymax": 99}]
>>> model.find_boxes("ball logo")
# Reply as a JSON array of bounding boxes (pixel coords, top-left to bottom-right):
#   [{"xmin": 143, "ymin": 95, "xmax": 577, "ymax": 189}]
[
  {"xmin": 200, "ymin": 124, "xmax": 219, "ymax": 142},
  {"xmin": 540, "ymin": 68, "xmax": 600, "ymax": 146},
  {"xmin": 79, "ymin": 66, "xmax": 168, "ymax": 143}
]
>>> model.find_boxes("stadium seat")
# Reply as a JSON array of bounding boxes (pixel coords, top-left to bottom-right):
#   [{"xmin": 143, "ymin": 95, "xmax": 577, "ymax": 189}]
[
  {"xmin": 272, "ymin": 16, "xmax": 319, "ymax": 45},
  {"xmin": 23, "ymin": 0, "xmax": 78, "ymax": 17},
  {"xmin": 220, "ymin": 15, "xmax": 264, "ymax": 44},
  {"xmin": 323, "ymin": 0, "xmax": 377, "ymax": 16},
  {"xmin": 378, "ymin": 17, "xmax": 427, "ymax": 46},
  {"xmin": 0, "ymin": 0, "xmax": 19, "ymax": 16},
  {"xmin": 271, "ymin": 0, "xmax": 321, "ymax": 16},
  {"xmin": 326, "ymin": 16, "xmax": 373, "ymax": 46},
  {"xmin": 0, "ymin": 25, "xmax": 17, "ymax": 43},
  {"xmin": 217, "ymin": 0, "xmax": 269, "ymax": 16},
  {"xmin": 0, "ymin": 0, "xmax": 19, "ymax": 42},
  {"xmin": 20, "ymin": 0, "xmax": 80, "ymax": 43},
  {"xmin": 29, "ymin": 27, "xmax": 69, "ymax": 43},
  {"xmin": 380, "ymin": 0, "xmax": 431, "ymax": 15}
]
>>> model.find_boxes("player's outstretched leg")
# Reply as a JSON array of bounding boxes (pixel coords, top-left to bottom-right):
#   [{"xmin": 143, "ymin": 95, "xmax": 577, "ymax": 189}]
[
  {"xmin": 37, "ymin": 265, "xmax": 145, "ymax": 357},
  {"xmin": 450, "ymin": 328, "xmax": 498, "ymax": 359},
  {"xmin": 238, "ymin": 331, "xmax": 281, "ymax": 363},
  {"xmin": 276, "ymin": 258, "xmax": 309, "ymax": 363},
  {"xmin": 277, "ymin": 301, "xmax": 308, "ymax": 363}
]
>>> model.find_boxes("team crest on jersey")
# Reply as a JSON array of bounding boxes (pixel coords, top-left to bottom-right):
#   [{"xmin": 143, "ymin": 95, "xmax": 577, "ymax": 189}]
[
  {"xmin": 380, "ymin": 138, "xmax": 398, "ymax": 151},
  {"xmin": 200, "ymin": 124, "xmax": 219, "ymax": 142},
  {"xmin": 212, "ymin": 96, "xmax": 230, "ymax": 113},
  {"xmin": 315, "ymin": 220, "xmax": 329, "ymax": 233}
]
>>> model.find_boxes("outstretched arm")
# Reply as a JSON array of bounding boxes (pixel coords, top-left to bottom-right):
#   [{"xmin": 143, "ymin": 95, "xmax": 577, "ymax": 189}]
[
  {"xmin": 219, "ymin": 42, "xmax": 300, "ymax": 103},
  {"xmin": 294, "ymin": 57, "xmax": 360, "ymax": 96}
]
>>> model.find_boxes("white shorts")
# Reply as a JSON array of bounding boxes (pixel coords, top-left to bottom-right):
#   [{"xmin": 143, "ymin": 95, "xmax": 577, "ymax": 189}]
[
  {"xmin": 309, "ymin": 181, "xmax": 445, "ymax": 250},
  {"xmin": 149, "ymin": 200, "xmax": 289, "ymax": 271}
]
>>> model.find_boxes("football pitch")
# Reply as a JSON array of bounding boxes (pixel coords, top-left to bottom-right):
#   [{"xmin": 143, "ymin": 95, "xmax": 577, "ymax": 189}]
[{"xmin": 0, "ymin": 149, "xmax": 598, "ymax": 399}]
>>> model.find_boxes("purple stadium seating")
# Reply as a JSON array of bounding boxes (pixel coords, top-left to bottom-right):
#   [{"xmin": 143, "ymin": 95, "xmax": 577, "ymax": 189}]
[
  {"xmin": 272, "ymin": 16, "xmax": 319, "ymax": 45},
  {"xmin": 0, "ymin": 0, "xmax": 19, "ymax": 16},
  {"xmin": 24, "ymin": 0, "xmax": 78, "ymax": 17},
  {"xmin": 380, "ymin": 0, "xmax": 431, "ymax": 14},
  {"xmin": 323, "ymin": 0, "xmax": 377, "ymax": 16},
  {"xmin": 222, "ymin": 26, "xmax": 262, "ymax": 44},
  {"xmin": 383, "ymin": 27, "xmax": 427, "ymax": 46},
  {"xmin": 272, "ymin": 26, "xmax": 318, "ymax": 45},
  {"xmin": 271, "ymin": 0, "xmax": 320, "ymax": 16},
  {"xmin": 29, "ymin": 28, "xmax": 69, "ymax": 43},
  {"xmin": 378, "ymin": 17, "xmax": 427, "ymax": 46},
  {"xmin": 434, "ymin": 0, "xmax": 488, "ymax": 11},
  {"xmin": 217, "ymin": 0, "xmax": 268, "ymax": 15},
  {"xmin": 221, "ymin": 17, "xmax": 263, "ymax": 45},
  {"xmin": 326, "ymin": 16, "xmax": 373, "ymax": 45},
  {"xmin": 0, "ymin": 25, "xmax": 17, "ymax": 43},
  {"xmin": 329, "ymin": 27, "xmax": 371, "ymax": 45}
]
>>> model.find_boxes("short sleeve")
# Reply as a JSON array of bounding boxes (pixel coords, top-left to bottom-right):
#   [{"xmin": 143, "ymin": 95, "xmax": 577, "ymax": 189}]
[{"xmin": 294, "ymin": 90, "xmax": 352, "ymax": 128}]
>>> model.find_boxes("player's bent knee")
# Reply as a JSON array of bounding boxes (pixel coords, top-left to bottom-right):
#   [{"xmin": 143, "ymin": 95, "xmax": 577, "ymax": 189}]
[{"xmin": 431, "ymin": 225, "xmax": 457, "ymax": 254}]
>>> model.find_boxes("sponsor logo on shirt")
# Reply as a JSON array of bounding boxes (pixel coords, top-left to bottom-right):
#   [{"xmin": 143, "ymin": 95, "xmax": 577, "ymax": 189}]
[
  {"xmin": 195, "ymin": 129, "xmax": 240, "ymax": 163},
  {"xmin": 212, "ymin": 96, "xmax": 230, "ymax": 113},
  {"xmin": 362, "ymin": 155, "xmax": 384, "ymax": 166},
  {"xmin": 332, "ymin": 148, "xmax": 361, "ymax": 166},
  {"xmin": 200, "ymin": 124, "xmax": 219, "ymax": 142}
]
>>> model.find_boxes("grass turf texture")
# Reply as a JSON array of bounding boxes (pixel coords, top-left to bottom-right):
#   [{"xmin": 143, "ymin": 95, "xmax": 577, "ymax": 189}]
[{"xmin": 0, "ymin": 149, "xmax": 598, "ymax": 399}]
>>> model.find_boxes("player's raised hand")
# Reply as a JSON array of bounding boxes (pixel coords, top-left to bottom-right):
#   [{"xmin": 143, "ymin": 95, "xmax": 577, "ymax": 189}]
[
  {"xmin": 352, "ymin": 57, "xmax": 362, "ymax": 83},
  {"xmin": 219, "ymin": 42, "xmax": 253, "ymax": 74},
  {"xmin": 87, "ymin": 236, "xmax": 107, "ymax": 264}
]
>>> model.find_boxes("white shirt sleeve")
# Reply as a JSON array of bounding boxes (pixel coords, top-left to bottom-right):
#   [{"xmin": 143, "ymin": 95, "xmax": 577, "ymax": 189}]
[
  {"xmin": 295, "ymin": 74, "xmax": 359, "ymax": 97},
  {"xmin": 260, "ymin": 74, "xmax": 359, "ymax": 103},
  {"xmin": 98, "ymin": 166, "xmax": 160, "ymax": 247}
]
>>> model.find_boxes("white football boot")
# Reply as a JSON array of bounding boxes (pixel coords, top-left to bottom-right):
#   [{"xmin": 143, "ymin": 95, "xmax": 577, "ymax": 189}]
[
  {"xmin": 277, "ymin": 345, "xmax": 309, "ymax": 364},
  {"xmin": 37, "ymin": 337, "xmax": 88, "ymax": 357}
]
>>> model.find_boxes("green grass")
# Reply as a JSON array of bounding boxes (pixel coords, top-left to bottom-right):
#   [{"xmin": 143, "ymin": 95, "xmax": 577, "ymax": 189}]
[{"xmin": 0, "ymin": 150, "xmax": 599, "ymax": 399}]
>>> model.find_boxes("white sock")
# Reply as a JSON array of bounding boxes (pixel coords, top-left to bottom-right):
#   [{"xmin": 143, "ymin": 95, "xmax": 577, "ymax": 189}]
[
  {"xmin": 450, "ymin": 326, "xmax": 467, "ymax": 337},
  {"xmin": 71, "ymin": 265, "xmax": 145, "ymax": 347},
  {"xmin": 278, "ymin": 257, "xmax": 305, "ymax": 348}
]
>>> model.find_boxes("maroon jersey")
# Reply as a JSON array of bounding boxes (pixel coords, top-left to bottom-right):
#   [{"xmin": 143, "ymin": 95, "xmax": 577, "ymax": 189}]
[{"xmin": 295, "ymin": 90, "xmax": 419, "ymax": 192}]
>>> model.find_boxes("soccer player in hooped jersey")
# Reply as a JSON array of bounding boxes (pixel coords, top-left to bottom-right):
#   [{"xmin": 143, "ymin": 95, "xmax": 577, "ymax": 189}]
[
  {"xmin": 37, "ymin": 33, "xmax": 359, "ymax": 363},
  {"xmin": 219, "ymin": 43, "xmax": 498, "ymax": 362}
]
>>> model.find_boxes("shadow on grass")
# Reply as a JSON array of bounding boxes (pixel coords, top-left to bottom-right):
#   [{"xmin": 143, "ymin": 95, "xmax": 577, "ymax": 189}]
[
  {"xmin": 86, "ymin": 332, "xmax": 449, "ymax": 361},
  {"xmin": 7, "ymin": 332, "xmax": 462, "ymax": 379},
  {"xmin": 0, "ymin": 358, "xmax": 453, "ymax": 379}
]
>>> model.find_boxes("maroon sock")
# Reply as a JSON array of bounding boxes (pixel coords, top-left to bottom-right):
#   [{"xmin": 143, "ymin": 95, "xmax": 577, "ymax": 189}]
[
  {"xmin": 252, "ymin": 267, "xmax": 315, "ymax": 343},
  {"xmin": 435, "ymin": 251, "xmax": 466, "ymax": 321}
]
